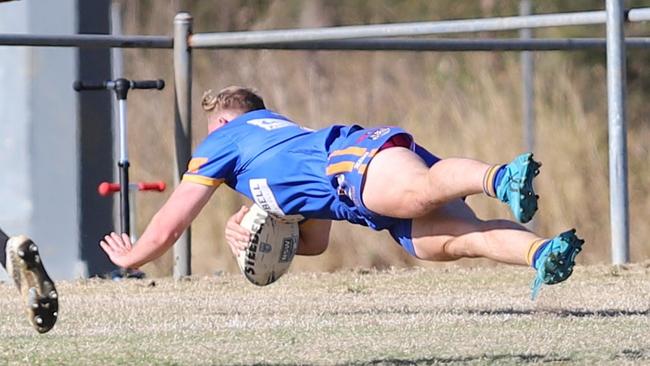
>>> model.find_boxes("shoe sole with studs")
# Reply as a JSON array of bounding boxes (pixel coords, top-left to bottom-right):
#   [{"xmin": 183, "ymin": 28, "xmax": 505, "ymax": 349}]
[{"xmin": 6, "ymin": 235, "xmax": 58, "ymax": 333}]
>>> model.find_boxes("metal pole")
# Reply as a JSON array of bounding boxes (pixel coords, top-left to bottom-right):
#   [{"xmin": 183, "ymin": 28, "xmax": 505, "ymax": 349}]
[
  {"xmin": 173, "ymin": 12, "xmax": 193, "ymax": 279},
  {"xmin": 0, "ymin": 33, "xmax": 172, "ymax": 48},
  {"xmin": 110, "ymin": 3, "xmax": 124, "ymax": 77},
  {"xmin": 2, "ymin": 7, "xmax": 650, "ymax": 49},
  {"xmin": 606, "ymin": 0, "xmax": 630, "ymax": 264},
  {"xmin": 627, "ymin": 7, "xmax": 650, "ymax": 21},
  {"xmin": 520, "ymin": 0, "xmax": 535, "ymax": 153},
  {"xmin": 3, "ymin": 34, "xmax": 650, "ymax": 51},
  {"xmin": 117, "ymin": 99, "xmax": 130, "ymax": 236},
  {"xmin": 189, "ymin": 8, "xmax": 650, "ymax": 48},
  {"xmin": 190, "ymin": 37, "xmax": 650, "ymax": 51},
  {"xmin": 520, "ymin": 0, "xmax": 536, "ymax": 230},
  {"xmin": 111, "ymin": 2, "xmax": 124, "ymax": 235},
  {"xmin": 129, "ymin": 188, "xmax": 137, "ymax": 242}
]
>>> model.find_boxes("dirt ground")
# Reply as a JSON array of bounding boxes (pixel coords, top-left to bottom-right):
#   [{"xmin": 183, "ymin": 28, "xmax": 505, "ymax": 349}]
[{"xmin": 1, "ymin": 263, "xmax": 649, "ymax": 365}]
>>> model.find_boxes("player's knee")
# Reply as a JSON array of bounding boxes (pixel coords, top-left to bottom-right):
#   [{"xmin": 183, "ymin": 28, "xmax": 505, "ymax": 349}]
[
  {"xmin": 446, "ymin": 240, "xmax": 481, "ymax": 259},
  {"xmin": 436, "ymin": 234, "xmax": 484, "ymax": 260},
  {"xmin": 297, "ymin": 240, "xmax": 328, "ymax": 256},
  {"xmin": 413, "ymin": 236, "xmax": 461, "ymax": 261}
]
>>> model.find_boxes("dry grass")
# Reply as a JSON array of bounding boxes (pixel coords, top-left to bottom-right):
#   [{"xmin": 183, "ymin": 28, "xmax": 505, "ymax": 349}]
[{"xmin": 1, "ymin": 264, "xmax": 649, "ymax": 365}]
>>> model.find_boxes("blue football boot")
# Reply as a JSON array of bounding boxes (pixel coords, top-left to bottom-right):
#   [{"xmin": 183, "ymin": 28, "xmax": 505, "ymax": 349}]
[
  {"xmin": 495, "ymin": 152, "xmax": 541, "ymax": 224},
  {"xmin": 530, "ymin": 229, "xmax": 585, "ymax": 300}
]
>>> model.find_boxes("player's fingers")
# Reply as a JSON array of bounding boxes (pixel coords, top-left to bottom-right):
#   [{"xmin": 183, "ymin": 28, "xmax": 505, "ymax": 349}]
[
  {"xmin": 227, "ymin": 233, "xmax": 248, "ymax": 251},
  {"xmin": 226, "ymin": 233, "xmax": 244, "ymax": 247},
  {"xmin": 230, "ymin": 219, "xmax": 250, "ymax": 236},
  {"xmin": 99, "ymin": 241, "xmax": 121, "ymax": 260},
  {"xmin": 239, "ymin": 239, "xmax": 249, "ymax": 250},
  {"xmin": 225, "ymin": 217, "xmax": 249, "ymax": 254},
  {"xmin": 121, "ymin": 233, "xmax": 133, "ymax": 250},
  {"xmin": 107, "ymin": 233, "xmax": 129, "ymax": 253},
  {"xmin": 237, "ymin": 226, "xmax": 251, "ymax": 237},
  {"xmin": 233, "ymin": 238, "xmax": 248, "ymax": 251},
  {"xmin": 99, "ymin": 241, "xmax": 111, "ymax": 254},
  {"xmin": 226, "ymin": 237, "xmax": 242, "ymax": 257},
  {"xmin": 110, "ymin": 232, "xmax": 127, "ymax": 250},
  {"xmin": 102, "ymin": 235, "xmax": 122, "ymax": 254},
  {"xmin": 226, "ymin": 221, "xmax": 250, "ymax": 241},
  {"xmin": 102, "ymin": 233, "xmax": 117, "ymax": 247},
  {"xmin": 224, "ymin": 225, "xmax": 237, "ymax": 238},
  {"xmin": 234, "ymin": 205, "xmax": 249, "ymax": 223},
  {"xmin": 234, "ymin": 229, "xmax": 250, "ymax": 243}
]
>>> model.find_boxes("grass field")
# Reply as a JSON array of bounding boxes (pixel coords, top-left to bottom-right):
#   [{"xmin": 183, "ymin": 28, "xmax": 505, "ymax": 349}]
[{"xmin": 1, "ymin": 264, "xmax": 649, "ymax": 365}]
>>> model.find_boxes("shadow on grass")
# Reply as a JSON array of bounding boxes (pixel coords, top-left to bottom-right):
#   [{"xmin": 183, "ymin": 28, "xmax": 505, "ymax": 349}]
[
  {"xmin": 318, "ymin": 307, "xmax": 649, "ymax": 318},
  {"xmin": 462, "ymin": 308, "xmax": 650, "ymax": 318},
  {"xmin": 240, "ymin": 353, "xmax": 573, "ymax": 366},
  {"xmin": 339, "ymin": 353, "xmax": 573, "ymax": 365}
]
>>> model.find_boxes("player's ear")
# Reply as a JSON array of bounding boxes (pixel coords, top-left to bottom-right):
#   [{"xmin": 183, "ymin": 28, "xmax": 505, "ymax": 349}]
[
  {"xmin": 208, "ymin": 115, "xmax": 229, "ymax": 132},
  {"xmin": 217, "ymin": 116, "xmax": 229, "ymax": 126}
]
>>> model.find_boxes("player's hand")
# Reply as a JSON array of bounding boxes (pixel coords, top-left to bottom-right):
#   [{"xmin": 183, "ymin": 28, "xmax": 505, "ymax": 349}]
[
  {"xmin": 225, "ymin": 205, "xmax": 251, "ymax": 257},
  {"xmin": 100, "ymin": 232, "xmax": 135, "ymax": 269}
]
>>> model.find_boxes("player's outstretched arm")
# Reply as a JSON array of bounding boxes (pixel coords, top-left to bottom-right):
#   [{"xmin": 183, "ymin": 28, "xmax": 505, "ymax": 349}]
[{"xmin": 100, "ymin": 181, "xmax": 217, "ymax": 269}]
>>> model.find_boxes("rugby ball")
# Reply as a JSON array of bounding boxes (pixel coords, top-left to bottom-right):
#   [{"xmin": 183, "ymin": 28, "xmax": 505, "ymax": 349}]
[{"xmin": 236, "ymin": 204, "xmax": 299, "ymax": 286}]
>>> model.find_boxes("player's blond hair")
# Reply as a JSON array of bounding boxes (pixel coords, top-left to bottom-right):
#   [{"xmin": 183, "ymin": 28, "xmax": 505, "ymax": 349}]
[{"xmin": 201, "ymin": 86, "xmax": 265, "ymax": 114}]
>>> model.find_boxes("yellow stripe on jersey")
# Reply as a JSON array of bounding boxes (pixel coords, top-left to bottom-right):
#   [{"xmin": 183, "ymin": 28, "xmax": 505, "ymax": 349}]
[
  {"xmin": 326, "ymin": 161, "xmax": 355, "ymax": 176},
  {"xmin": 187, "ymin": 157, "xmax": 208, "ymax": 174},
  {"xmin": 328, "ymin": 147, "xmax": 367, "ymax": 158},
  {"xmin": 182, "ymin": 174, "xmax": 224, "ymax": 187}
]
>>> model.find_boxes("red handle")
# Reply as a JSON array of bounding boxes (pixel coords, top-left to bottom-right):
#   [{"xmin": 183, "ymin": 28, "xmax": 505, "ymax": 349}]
[
  {"xmin": 138, "ymin": 181, "xmax": 166, "ymax": 192},
  {"xmin": 98, "ymin": 182, "xmax": 120, "ymax": 196},
  {"xmin": 98, "ymin": 181, "xmax": 166, "ymax": 196}
]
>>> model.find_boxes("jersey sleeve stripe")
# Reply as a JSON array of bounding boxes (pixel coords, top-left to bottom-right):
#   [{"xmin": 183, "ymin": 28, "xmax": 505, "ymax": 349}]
[
  {"xmin": 182, "ymin": 174, "xmax": 224, "ymax": 187},
  {"xmin": 328, "ymin": 147, "xmax": 367, "ymax": 158},
  {"xmin": 326, "ymin": 161, "xmax": 355, "ymax": 176},
  {"xmin": 187, "ymin": 157, "xmax": 209, "ymax": 173}
]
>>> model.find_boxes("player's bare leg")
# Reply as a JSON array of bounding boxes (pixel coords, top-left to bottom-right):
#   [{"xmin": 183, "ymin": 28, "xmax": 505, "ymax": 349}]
[
  {"xmin": 363, "ymin": 147, "xmax": 488, "ymax": 218},
  {"xmin": 409, "ymin": 199, "xmax": 538, "ymax": 264},
  {"xmin": 409, "ymin": 200, "xmax": 584, "ymax": 299},
  {"xmin": 363, "ymin": 147, "xmax": 540, "ymax": 223},
  {"xmin": 1, "ymin": 228, "xmax": 58, "ymax": 333}
]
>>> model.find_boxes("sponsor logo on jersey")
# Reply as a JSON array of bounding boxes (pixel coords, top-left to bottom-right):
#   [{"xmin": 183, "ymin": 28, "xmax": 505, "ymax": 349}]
[
  {"xmin": 249, "ymin": 179, "xmax": 304, "ymax": 223},
  {"xmin": 249, "ymin": 178, "xmax": 285, "ymax": 216},
  {"xmin": 355, "ymin": 127, "xmax": 391, "ymax": 143},
  {"xmin": 247, "ymin": 118, "xmax": 295, "ymax": 131},
  {"xmin": 369, "ymin": 127, "xmax": 391, "ymax": 140}
]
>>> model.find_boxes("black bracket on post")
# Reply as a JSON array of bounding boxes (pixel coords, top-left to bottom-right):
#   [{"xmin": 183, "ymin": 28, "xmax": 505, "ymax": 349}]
[
  {"xmin": 73, "ymin": 78, "xmax": 164, "ymax": 236},
  {"xmin": 73, "ymin": 78, "xmax": 164, "ymax": 98}
]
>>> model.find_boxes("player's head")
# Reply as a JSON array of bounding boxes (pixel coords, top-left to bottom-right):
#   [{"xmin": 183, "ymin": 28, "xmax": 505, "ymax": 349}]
[{"xmin": 201, "ymin": 86, "xmax": 265, "ymax": 132}]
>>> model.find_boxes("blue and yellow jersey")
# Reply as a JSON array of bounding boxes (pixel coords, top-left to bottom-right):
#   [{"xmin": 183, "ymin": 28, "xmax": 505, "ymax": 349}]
[{"xmin": 183, "ymin": 109, "xmax": 433, "ymax": 231}]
